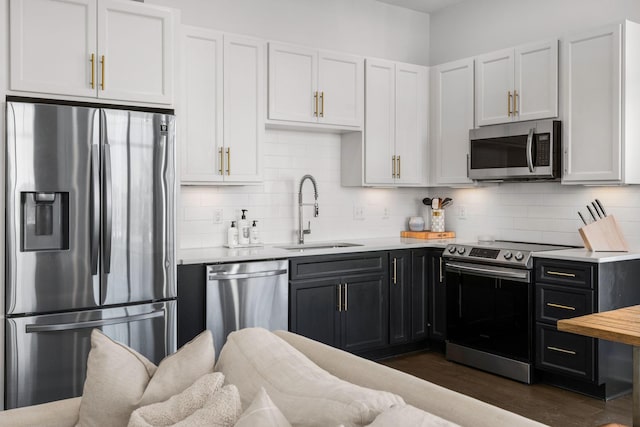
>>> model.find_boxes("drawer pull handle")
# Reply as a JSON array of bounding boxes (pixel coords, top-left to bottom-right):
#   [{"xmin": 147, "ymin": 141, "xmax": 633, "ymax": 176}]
[
  {"xmin": 547, "ymin": 346, "xmax": 576, "ymax": 355},
  {"xmin": 547, "ymin": 271, "xmax": 576, "ymax": 278},
  {"xmin": 547, "ymin": 303, "xmax": 576, "ymax": 311}
]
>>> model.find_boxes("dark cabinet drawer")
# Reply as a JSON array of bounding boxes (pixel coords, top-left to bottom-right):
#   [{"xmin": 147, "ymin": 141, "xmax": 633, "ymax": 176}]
[
  {"xmin": 535, "ymin": 259, "xmax": 594, "ymax": 289},
  {"xmin": 536, "ymin": 284, "xmax": 594, "ymax": 324},
  {"xmin": 536, "ymin": 324, "xmax": 594, "ymax": 381},
  {"xmin": 289, "ymin": 252, "xmax": 385, "ymax": 280}
]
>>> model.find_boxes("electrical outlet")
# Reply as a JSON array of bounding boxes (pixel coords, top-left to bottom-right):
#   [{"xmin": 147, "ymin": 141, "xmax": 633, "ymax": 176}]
[
  {"xmin": 382, "ymin": 207, "xmax": 390, "ymax": 219},
  {"xmin": 458, "ymin": 205, "xmax": 466, "ymax": 220},
  {"xmin": 353, "ymin": 206, "xmax": 365, "ymax": 221},
  {"xmin": 213, "ymin": 208, "xmax": 223, "ymax": 224}
]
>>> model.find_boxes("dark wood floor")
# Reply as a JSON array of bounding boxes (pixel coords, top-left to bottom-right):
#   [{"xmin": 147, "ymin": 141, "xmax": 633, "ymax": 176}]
[{"xmin": 380, "ymin": 350, "xmax": 632, "ymax": 427}]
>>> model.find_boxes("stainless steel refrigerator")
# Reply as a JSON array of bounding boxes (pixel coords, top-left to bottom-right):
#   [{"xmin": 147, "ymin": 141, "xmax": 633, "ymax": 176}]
[{"xmin": 4, "ymin": 99, "xmax": 177, "ymax": 409}]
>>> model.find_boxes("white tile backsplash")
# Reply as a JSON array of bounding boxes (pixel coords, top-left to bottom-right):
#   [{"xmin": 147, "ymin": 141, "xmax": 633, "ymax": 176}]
[
  {"xmin": 179, "ymin": 130, "xmax": 426, "ymax": 249},
  {"xmin": 179, "ymin": 133, "xmax": 640, "ymax": 250}
]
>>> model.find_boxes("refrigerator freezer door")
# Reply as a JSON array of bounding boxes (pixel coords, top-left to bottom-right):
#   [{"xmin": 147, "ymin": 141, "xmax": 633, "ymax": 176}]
[
  {"xmin": 100, "ymin": 109, "xmax": 176, "ymax": 305},
  {"xmin": 4, "ymin": 300, "xmax": 176, "ymax": 409},
  {"xmin": 5, "ymin": 101, "xmax": 100, "ymax": 315}
]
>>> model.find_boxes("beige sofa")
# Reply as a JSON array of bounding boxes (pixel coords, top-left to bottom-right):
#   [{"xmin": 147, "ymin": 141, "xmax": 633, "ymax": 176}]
[{"xmin": 0, "ymin": 330, "xmax": 546, "ymax": 427}]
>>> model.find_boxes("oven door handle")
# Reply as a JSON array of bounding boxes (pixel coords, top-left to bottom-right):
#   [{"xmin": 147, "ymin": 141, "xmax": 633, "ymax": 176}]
[{"xmin": 445, "ymin": 261, "xmax": 530, "ymax": 282}]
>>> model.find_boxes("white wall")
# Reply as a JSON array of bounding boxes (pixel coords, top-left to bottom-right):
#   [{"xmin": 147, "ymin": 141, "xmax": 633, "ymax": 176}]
[
  {"xmin": 148, "ymin": 0, "xmax": 430, "ymax": 66},
  {"xmin": 428, "ymin": 0, "xmax": 640, "ymax": 249},
  {"xmin": 430, "ymin": 0, "xmax": 640, "ymax": 65}
]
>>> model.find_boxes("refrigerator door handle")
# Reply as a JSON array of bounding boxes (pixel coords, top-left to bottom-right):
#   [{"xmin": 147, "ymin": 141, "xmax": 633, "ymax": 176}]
[
  {"xmin": 25, "ymin": 309, "xmax": 165, "ymax": 333},
  {"xmin": 90, "ymin": 145, "xmax": 100, "ymax": 275},
  {"xmin": 103, "ymin": 143, "xmax": 113, "ymax": 274}
]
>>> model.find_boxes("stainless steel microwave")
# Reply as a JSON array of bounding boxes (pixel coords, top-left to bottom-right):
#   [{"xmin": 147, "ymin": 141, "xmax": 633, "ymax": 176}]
[{"xmin": 468, "ymin": 120, "xmax": 561, "ymax": 181}]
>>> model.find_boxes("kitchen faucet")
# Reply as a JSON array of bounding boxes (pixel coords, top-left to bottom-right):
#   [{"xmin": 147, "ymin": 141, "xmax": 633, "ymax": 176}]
[{"xmin": 298, "ymin": 174, "xmax": 319, "ymax": 244}]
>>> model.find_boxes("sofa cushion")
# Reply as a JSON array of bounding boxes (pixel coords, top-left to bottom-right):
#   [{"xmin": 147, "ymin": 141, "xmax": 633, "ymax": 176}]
[
  {"xmin": 215, "ymin": 328, "xmax": 405, "ymax": 427},
  {"xmin": 235, "ymin": 387, "xmax": 291, "ymax": 427},
  {"xmin": 128, "ymin": 373, "xmax": 241, "ymax": 427},
  {"xmin": 367, "ymin": 404, "xmax": 461, "ymax": 427},
  {"xmin": 76, "ymin": 329, "xmax": 215, "ymax": 427}
]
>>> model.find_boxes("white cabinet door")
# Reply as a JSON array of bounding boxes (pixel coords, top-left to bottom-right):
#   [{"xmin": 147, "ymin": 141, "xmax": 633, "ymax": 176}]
[
  {"xmin": 223, "ymin": 34, "xmax": 265, "ymax": 182},
  {"xmin": 475, "ymin": 48, "xmax": 514, "ymax": 126},
  {"xmin": 10, "ymin": 0, "xmax": 96, "ymax": 97},
  {"xmin": 318, "ymin": 51, "xmax": 363, "ymax": 127},
  {"xmin": 395, "ymin": 63, "xmax": 427, "ymax": 186},
  {"xmin": 562, "ymin": 24, "xmax": 622, "ymax": 183},
  {"xmin": 432, "ymin": 58, "xmax": 474, "ymax": 186},
  {"xmin": 268, "ymin": 43, "xmax": 317, "ymax": 123},
  {"xmin": 97, "ymin": 0, "xmax": 173, "ymax": 104},
  {"xmin": 180, "ymin": 27, "xmax": 224, "ymax": 183},
  {"xmin": 365, "ymin": 59, "xmax": 395, "ymax": 185},
  {"xmin": 515, "ymin": 40, "xmax": 558, "ymax": 122}
]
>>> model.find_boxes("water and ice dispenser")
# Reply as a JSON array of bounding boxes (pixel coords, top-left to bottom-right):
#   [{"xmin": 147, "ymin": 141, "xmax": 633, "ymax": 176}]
[{"xmin": 21, "ymin": 191, "xmax": 69, "ymax": 251}]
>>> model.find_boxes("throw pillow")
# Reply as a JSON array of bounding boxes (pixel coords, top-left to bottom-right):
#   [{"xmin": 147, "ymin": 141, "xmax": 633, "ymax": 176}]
[
  {"xmin": 215, "ymin": 328, "xmax": 405, "ymax": 427},
  {"xmin": 367, "ymin": 404, "xmax": 462, "ymax": 427},
  {"xmin": 128, "ymin": 373, "xmax": 241, "ymax": 427},
  {"xmin": 235, "ymin": 387, "xmax": 291, "ymax": 427},
  {"xmin": 76, "ymin": 329, "xmax": 215, "ymax": 427}
]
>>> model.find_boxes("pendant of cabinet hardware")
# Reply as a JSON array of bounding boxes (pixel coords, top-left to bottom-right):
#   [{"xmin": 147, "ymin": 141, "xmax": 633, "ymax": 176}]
[
  {"xmin": 217, "ymin": 148, "xmax": 231, "ymax": 176},
  {"xmin": 507, "ymin": 90, "xmax": 519, "ymax": 117},
  {"xmin": 89, "ymin": 53, "xmax": 106, "ymax": 91},
  {"xmin": 336, "ymin": 283, "xmax": 348, "ymax": 311},
  {"xmin": 313, "ymin": 91, "xmax": 325, "ymax": 118},
  {"xmin": 391, "ymin": 156, "xmax": 401, "ymax": 179}
]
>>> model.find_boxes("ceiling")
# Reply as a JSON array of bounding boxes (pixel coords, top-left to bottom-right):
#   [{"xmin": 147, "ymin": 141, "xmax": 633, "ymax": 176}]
[{"xmin": 376, "ymin": 0, "xmax": 465, "ymax": 14}]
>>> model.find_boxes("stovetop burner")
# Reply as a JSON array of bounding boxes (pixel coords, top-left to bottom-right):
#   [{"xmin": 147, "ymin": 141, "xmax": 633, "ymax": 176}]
[{"xmin": 443, "ymin": 240, "xmax": 575, "ymax": 269}]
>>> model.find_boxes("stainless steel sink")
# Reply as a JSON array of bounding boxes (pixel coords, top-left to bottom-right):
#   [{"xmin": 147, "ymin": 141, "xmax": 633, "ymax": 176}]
[{"xmin": 275, "ymin": 242, "xmax": 364, "ymax": 251}]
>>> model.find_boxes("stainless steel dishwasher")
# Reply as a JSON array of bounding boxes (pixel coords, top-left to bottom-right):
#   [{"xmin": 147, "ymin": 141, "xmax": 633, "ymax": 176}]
[{"xmin": 206, "ymin": 260, "xmax": 288, "ymax": 353}]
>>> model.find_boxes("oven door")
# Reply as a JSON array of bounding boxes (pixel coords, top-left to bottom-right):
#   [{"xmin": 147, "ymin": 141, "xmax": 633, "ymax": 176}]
[{"xmin": 445, "ymin": 261, "xmax": 532, "ymax": 362}]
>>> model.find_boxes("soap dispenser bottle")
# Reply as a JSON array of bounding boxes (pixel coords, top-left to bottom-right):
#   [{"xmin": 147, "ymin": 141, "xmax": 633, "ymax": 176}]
[
  {"xmin": 227, "ymin": 221, "xmax": 239, "ymax": 247},
  {"xmin": 250, "ymin": 220, "xmax": 260, "ymax": 244},
  {"xmin": 238, "ymin": 209, "xmax": 250, "ymax": 245}
]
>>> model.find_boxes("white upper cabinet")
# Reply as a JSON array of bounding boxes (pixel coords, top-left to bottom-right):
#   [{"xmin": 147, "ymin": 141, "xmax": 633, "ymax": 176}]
[
  {"xmin": 268, "ymin": 42, "xmax": 363, "ymax": 128},
  {"xmin": 363, "ymin": 59, "xmax": 427, "ymax": 186},
  {"xmin": 10, "ymin": 0, "xmax": 174, "ymax": 104},
  {"xmin": 562, "ymin": 21, "xmax": 640, "ymax": 185},
  {"xmin": 180, "ymin": 27, "xmax": 264, "ymax": 184},
  {"xmin": 475, "ymin": 39, "xmax": 557, "ymax": 126},
  {"xmin": 431, "ymin": 58, "xmax": 475, "ymax": 186}
]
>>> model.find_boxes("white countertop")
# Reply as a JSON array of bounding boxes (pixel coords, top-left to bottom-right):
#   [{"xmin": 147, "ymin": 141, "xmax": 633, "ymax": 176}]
[
  {"xmin": 179, "ymin": 237, "xmax": 640, "ymax": 265},
  {"xmin": 178, "ymin": 236, "xmax": 472, "ymax": 265},
  {"xmin": 532, "ymin": 248, "xmax": 640, "ymax": 263}
]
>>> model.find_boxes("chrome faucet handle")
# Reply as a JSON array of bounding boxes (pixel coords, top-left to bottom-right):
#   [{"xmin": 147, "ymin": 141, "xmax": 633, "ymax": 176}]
[{"xmin": 303, "ymin": 221, "xmax": 311, "ymax": 235}]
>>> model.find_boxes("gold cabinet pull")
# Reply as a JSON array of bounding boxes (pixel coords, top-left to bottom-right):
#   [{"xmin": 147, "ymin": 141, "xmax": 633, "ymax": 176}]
[
  {"xmin": 547, "ymin": 302, "xmax": 576, "ymax": 311},
  {"xmin": 397, "ymin": 156, "xmax": 401, "ymax": 179},
  {"xmin": 547, "ymin": 346, "xmax": 576, "ymax": 355},
  {"xmin": 320, "ymin": 91, "xmax": 324, "ymax": 117},
  {"xmin": 218, "ymin": 148, "xmax": 224, "ymax": 175},
  {"xmin": 90, "ymin": 53, "xmax": 95, "ymax": 89},
  {"xmin": 314, "ymin": 91, "xmax": 318, "ymax": 117},
  {"xmin": 100, "ymin": 55, "xmax": 105, "ymax": 90},
  {"xmin": 344, "ymin": 283, "xmax": 348, "ymax": 311},
  {"xmin": 547, "ymin": 271, "xmax": 576, "ymax": 278},
  {"xmin": 393, "ymin": 258, "xmax": 397, "ymax": 285},
  {"xmin": 507, "ymin": 91, "xmax": 512, "ymax": 116},
  {"xmin": 337, "ymin": 284, "xmax": 342, "ymax": 312},
  {"xmin": 513, "ymin": 90, "xmax": 518, "ymax": 115},
  {"xmin": 225, "ymin": 148, "xmax": 230, "ymax": 175},
  {"xmin": 392, "ymin": 155, "xmax": 396, "ymax": 178}
]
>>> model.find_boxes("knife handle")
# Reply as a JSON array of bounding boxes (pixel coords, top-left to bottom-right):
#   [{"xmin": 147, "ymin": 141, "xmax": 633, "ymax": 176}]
[
  {"xmin": 595, "ymin": 199, "xmax": 607, "ymax": 217},
  {"xmin": 591, "ymin": 202, "xmax": 603, "ymax": 218},
  {"xmin": 586, "ymin": 205, "xmax": 597, "ymax": 221}
]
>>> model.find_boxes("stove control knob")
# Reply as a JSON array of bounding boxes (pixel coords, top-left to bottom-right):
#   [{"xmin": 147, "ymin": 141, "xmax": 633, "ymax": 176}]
[
  {"xmin": 514, "ymin": 251, "xmax": 524, "ymax": 261},
  {"xmin": 448, "ymin": 246, "xmax": 457, "ymax": 254},
  {"xmin": 503, "ymin": 251, "xmax": 513, "ymax": 260},
  {"xmin": 457, "ymin": 247, "xmax": 466, "ymax": 255}
]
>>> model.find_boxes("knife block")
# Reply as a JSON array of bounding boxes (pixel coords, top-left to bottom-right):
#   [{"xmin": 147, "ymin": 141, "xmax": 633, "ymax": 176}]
[{"xmin": 578, "ymin": 215, "xmax": 629, "ymax": 252}]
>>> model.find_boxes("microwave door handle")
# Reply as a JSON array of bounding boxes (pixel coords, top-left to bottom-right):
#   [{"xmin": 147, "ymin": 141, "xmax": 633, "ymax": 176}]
[{"xmin": 526, "ymin": 128, "xmax": 534, "ymax": 172}]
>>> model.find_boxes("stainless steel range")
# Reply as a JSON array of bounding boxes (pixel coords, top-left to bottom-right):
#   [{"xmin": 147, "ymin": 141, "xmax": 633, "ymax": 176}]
[{"xmin": 443, "ymin": 240, "xmax": 572, "ymax": 384}]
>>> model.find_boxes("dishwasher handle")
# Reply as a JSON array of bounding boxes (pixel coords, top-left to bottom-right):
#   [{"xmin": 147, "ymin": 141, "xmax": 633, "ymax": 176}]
[{"xmin": 208, "ymin": 269, "xmax": 288, "ymax": 281}]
